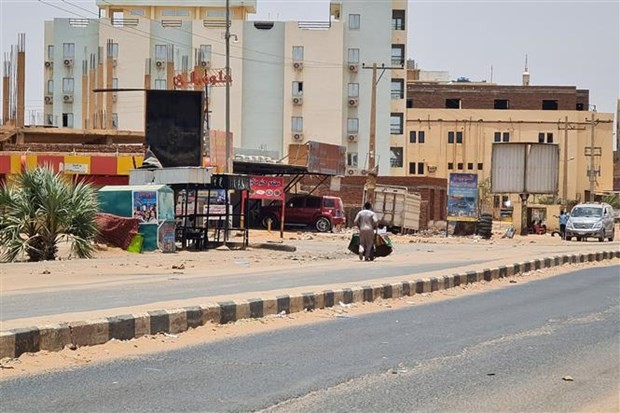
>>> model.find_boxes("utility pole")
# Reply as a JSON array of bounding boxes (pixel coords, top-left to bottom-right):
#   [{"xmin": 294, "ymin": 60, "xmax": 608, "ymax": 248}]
[
  {"xmin": 361, "ymin": 62, "xmax": 403, "ymax": 206},
  {"xmin": 587, "ymin": 111, "xmax": 598, "ymax": 202},
  {"xmin": 224, "ymin": 0, "xmax": 232, "ymax": 175}
]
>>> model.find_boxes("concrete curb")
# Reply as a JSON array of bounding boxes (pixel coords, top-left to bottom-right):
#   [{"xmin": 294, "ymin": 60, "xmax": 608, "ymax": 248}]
[{"xmin": 1, "ymin": 249, "xmax": 618, "ymax": 359}]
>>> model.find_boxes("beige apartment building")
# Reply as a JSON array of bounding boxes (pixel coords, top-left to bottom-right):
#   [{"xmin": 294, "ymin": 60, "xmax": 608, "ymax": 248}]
[
  {"xmin": 403, "ymin": 80, "xmax": 615, "ymax": 211},
  {"xmin": 41, "ymin": 0, "xmax": 409, "ymax": 176}
]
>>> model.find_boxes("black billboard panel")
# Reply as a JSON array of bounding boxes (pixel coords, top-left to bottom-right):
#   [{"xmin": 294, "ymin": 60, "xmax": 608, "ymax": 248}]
[{"xmin": 145, "ymin": 90, "xmax": 204, "ymax": 168}]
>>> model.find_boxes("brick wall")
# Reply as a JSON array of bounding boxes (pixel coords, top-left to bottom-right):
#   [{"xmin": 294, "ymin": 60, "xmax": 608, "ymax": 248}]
[
  {"xmin": 408, "ymin": 84, "xmax": 588, "ymax": 111},
  {"xmin": 300, "ymin": 175, "xmax": 447, "ymax": 230}
]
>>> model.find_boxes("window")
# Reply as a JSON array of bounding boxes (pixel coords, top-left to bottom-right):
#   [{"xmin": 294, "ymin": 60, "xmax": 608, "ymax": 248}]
[
  {"xmin": 154, "ymin": 79, "xmax": 167, "ymax": 90},
  {"xmin": 347, "ymin": 152, "xmax": 358, "ymax": 167},
  {"xmin": 292, "ymin": 81, "xmax": 303, "ymax": 96},
  {"xmin": 162, "ymin": 9, "xmax": 189, "ymax": 16},
  {"xmin": 62, "ymin": 78, "xmax": 74, "ymax": 93},
  {"xmin": 494, "ymin": 99, "xmax": 509, "ymax": 109},
  {"xmin": 502, "ymin": 132, "xmax": 510, "ymax": 142},
  {"xmin": 110, "ymin": 42, "xmax": 119, "ymax": 58},
  {"xmin": 62, "ymin": 112, "xmax": 74, "ymax": 128},
  {"xmin": 348, "ymin": 14, "xmax": 360, "ymax": 30},
  {"xmin": 111, "ymin": 113, "xmax": 118, "ymax": 129},
  {"xmin": 542, "ymin": 100, "xmax": 558, "ymax": 110},
  {"xmin": 408, "ymin": 162, "xmax": 425, "ymax": 175},
  {"xmin": 493, "ymin": 195, "xmax": 500, "ymax": 208},
  {"xmin": 448, "ymin": 131, "xmax": 454, "ymax": 144},
  {"xmin": 347, "ymin": 83, "xmax": 359, "ymax": 98},
  {"xmin": 406, "ymin": 99, "xmax": 413, "ymax": 109},
  {"xmin": 46, "ymin": 114, "xmax": 54, "ymax": 125},
  {"xmin": 62, "ymin": 43, "xmax": 75, "ymax": 58},
  {"xmin": 347, "ymin": 117, "xmax": 359, "ymax": 133},
  {"xmin": 200, "ymin": 44, "xmax": 212, "ymax": 63},
  {"xmin": 467, "ymin": 163, "xmax": 473, "ymax": 170},
  {"xmin": 448, "ymin": 162, "xmax": 454, "ymax": 170},
  {"xmin": 457, "ymin": 162, "xmax": 463, "ymax": 170},
  {"xmin": 391, "ymin": 44, "xmax": 405, "ymax": 66},
  {"xmin": 539, "ymin": 132, "xmax": 554, "ymax": 143},
  {"xmin": 206, "ymin": 10, "xmax": 225, "ymax": 18},
  {"xmin": 576, "ymin": 103, "xmax": 585, "ymax": 111},
  {"xmin": 410, "ymin": 130, "xmax": 425, "ymax": 143},
  {"xmin": 477, "ymin": 163, "xmax": 483, "ymax": 170},
  {"xmin": 391, "ymin": 79, "xmax": 404, "ymax": 99},
  {"xmin": 347, "ymin": 48, "xmax": 360, "ymax": 64},
  {"xmin": 306, "ymin": 197, "xmax": 321, "ymax": 208},
  {"xmin": 47, "ymin": 80, "xmax": 54, "ymax": 95},
  {"xmin": 291, "ymin": 116, "xmax": 303, "ymax": 132},
  {"xmin": 390, "ymin": 147, "xmax": 403, "ymax": 168},
  {"xmin": 456, "ymin": 131, "xmax": 463, "ymax": 143},
  {"xmin": 130, "ymin": 9, "xmax": 145, "ymax": 16},
  {"xmin": 112, "ymin": 78, "xmax": 119, "ymax": 89},
  {"xmin": 155, "ymin": 44, "xmax": 167, "ymax": 60},
  {"xmin": 445, "ymin": 98, "xmax": 461, "ymax": 109},
  {"xmin": 47, "ymin": 45, "xmax": 54, "ymax": 60},
  {"xmin": 292, "ymin": 46, "xmax": 304, "ymax": 61},
  {"xmin": 390, "ymin": 113, "xmax": 403, "ymax": 135},
  {"xmin": 392, "ymin": 10, "xmax": 405, "ymax": 30},
  {"xmin": 494, "ymin": 132, "xmax": 501, "ymax": 142}
]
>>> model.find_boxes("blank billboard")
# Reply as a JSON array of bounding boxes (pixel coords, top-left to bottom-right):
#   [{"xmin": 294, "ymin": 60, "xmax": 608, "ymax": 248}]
[
  {"xmin": 145, "ymin": 90, "xmax": 204, "ymax": 168},
  {"xmin": 491, "ymin": 143, "xmax": 559, "ymax": 194}
]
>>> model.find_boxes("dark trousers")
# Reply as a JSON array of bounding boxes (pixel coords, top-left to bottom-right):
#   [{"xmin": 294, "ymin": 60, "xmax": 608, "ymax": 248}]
[{"xmin": 560, "ymin": 224, "xmax": 566, "ymax": 238}]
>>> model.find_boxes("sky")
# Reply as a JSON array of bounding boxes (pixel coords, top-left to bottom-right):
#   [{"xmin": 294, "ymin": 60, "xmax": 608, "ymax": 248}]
[{"xmin": 1, "ymin": 0, "xmax": 618, "ymax": 124}]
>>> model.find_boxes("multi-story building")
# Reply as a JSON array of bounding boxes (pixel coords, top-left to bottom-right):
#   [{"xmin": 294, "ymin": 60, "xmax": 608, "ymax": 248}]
[
  {"xmin": 41, "ymin": 0, "xmax": 408, "ymax": 176},
  {"xmin": 404, "ymin": 74, "xmax": 615, "ymax": 206}
]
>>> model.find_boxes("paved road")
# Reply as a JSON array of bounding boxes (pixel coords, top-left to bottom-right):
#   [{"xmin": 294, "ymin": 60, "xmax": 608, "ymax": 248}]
[
  {"xmin": 2, "ymin": 265, "xmax": 618, "ymax": 412},
  {"xmin": 3, "ymin": 240, "xmax": 612, "ymax": 322}
]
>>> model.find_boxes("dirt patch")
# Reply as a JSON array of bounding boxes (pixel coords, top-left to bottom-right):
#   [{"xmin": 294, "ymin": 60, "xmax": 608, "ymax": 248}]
[{"xmin": 1, "ymin": 260, "xmax": 616, "ymax": 380}]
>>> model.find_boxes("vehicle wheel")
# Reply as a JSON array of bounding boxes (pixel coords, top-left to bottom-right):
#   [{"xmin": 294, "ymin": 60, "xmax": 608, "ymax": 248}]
[
  {"xmin": 565, "ymin": 236, "xmax": 572, "ymax": 241},
  {"xmin": 261, "ymin": 214, "xmax": 279, "ymax": 229},
  {"xmin": 315, "ymin": 217, "xmax": 332, "ymax": 232},
  {"xmin": 576, "ymin": 236, "xmax": 582, "ymax": 242},
  {"xmin": 608, "ymin": 230, "xmax": 615, "ymax": 242},
  {"xmin": 598, "ymin": 230, "xmax": 605, "ymax": 242}
]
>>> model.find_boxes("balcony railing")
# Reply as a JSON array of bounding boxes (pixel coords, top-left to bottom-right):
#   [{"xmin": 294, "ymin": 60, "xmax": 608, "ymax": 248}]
[{"xmin": 298, "ymin": 21, "xmax": 331, "ymax": 30}]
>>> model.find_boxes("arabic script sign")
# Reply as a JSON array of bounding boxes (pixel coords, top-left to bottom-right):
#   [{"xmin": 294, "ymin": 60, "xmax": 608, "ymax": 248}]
[
  {"xmin": 249, "ymin": 176, "xmax": 285, "ymax": 201},
  {"xmin": 173, "ymin": 69, "xmax": 231, "ymax": 89}
]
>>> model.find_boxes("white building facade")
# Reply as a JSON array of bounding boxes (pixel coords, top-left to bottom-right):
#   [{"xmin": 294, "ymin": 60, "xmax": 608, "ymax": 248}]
[{"xmin": 42, "ymin": 0, "xmax": 408, "ymax": 176}]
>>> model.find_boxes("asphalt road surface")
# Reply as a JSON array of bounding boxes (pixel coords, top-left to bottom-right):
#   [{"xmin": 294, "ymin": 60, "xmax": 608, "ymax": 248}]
[
  {"xmin": 3, "ymin": 240, "xmax": 610, "ymax": 322},
  {"xmin": 2, "ymin": 265, "xmax": 618, "ymax": 412}
]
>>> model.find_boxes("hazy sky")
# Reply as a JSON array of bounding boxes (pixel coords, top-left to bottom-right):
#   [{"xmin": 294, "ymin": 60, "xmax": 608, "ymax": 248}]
[{"xmin": 1, "ymin": 0, "xmax": 618, "ymax": 124}]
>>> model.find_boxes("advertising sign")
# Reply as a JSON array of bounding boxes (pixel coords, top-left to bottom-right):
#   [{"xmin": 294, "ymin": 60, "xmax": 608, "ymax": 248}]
[
  {"xmin": 288, "ymin": 141, "xmax": 346, "ymax": 176},
  {"xmin": 133, "ymin": 191, "xmax": 158, "ymax": 223},
  {"xmin": 491, "ymin": 143, "xmax": 559, "ymax": 194},
  {"xmin": 447, "ymin": 173, "xmax": 478, "ymax": 222},
  {"xmin": 249, "ymin": 176, "xmax": 285, "ymax": 201}
]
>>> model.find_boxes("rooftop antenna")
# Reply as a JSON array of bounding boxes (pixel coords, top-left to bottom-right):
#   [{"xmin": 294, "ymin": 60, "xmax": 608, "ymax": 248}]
[
  {"xmin": 522, "ymin": 54, "xmax": 530, "ymax": 86},
  {"xmin": 490, "ymin": 64, "xmax": 494, "ymax": 83}
]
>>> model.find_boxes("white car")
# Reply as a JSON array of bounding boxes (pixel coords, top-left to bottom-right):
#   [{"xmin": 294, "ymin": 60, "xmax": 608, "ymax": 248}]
[{"xmin": 565, "ymin": 202, "xmax": 615, "ymax": 242}]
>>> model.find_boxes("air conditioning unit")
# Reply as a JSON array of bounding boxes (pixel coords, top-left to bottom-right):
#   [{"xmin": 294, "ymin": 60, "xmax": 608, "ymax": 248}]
[
  {"xmin": 112, "ymin": 119, "xmax": 118, "ymax": 128},
  {"xmin": 348, "ymin": 63, "xmax": 358, "ymax": 73},
  {"xmin": 293, "ymin": 61, "xmax": 303, "ymax": 71},
  {"xmin": 346, "ymin": 167, "xmax": 358, "ymax": 176},
  {"xmin": 44, "ymin": 61, "xmax": 53, "ymax": 69},
  {"xmin": 112, "ymin": 94, "xmax": 117, "ymax": 102},
  {"xmin": 292, "ymin": 132, "xmax": 304, "ymax": 141},
  {"xmin": 155, "ymin": 60, "xmax": 165, "ymax": 69},
  {"xmin": 112, "ymin": 59, "xmax": 118, "ymax": 67},
  {"xmin": 360, "ymin": 169, "xmax": 368, "ymax": 176},
  {"xmin": 200, "ymin": 60, "xmax": 210, "ymax": 68},
  {"xmin": 44, "ymin": 95, "xmax": 53, "ymax": 104},
  {"xmin": 347, "ymin": 133, "xmax": 358, "ymax": 143},
  {"xmin": 63, "ymin": 94, "xmax": 74, "ymax": 103},
  {"xmin": 63, "ymin": 58, "xmax": 73, "ymax": 67},
  {"xmin": 292, "ymin": 96, "xmax": 303, "ymax": 105},
  {"xmin": 348, "ymin": 98, "xmax": 358, "ymax": 107}
]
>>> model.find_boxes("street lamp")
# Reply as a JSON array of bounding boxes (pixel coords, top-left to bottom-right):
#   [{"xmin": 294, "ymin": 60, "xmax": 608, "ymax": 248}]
[{"xmin": 224, "ymin": 0, "xmax": 232, "ymax": 174}]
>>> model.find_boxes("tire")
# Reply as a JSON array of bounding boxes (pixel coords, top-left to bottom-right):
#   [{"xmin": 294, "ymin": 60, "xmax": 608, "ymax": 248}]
[
  {"xmin": 261, "ymin": 214, "xmax": 279, "ymax": 229},
  {"xmin": 598, "ymin": 230, "xmax": 605, "ymax": 242},
  {"xmin": 576, "ymin": 236, "xmax": 582, "ymax": 242},
  {"xmin": 565, "ymin": 236, "xmax": 572, "ymax": 241},
  {"xmin": 315, "ymin": 217, "xmax": 332, "ymax": 233},
  {"xmin": 608, "ymin": 230, "xmax": 615, "ymax": 242}
]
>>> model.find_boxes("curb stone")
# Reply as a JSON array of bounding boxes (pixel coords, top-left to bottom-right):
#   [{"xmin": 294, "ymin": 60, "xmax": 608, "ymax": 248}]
[{"xmin": 1, "ymin": 250, "xmax": 618, "ymax": 359}]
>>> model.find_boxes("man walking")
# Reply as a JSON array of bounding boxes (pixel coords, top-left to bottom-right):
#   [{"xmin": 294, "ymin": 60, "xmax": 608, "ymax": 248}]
[{"xmin": 354, "ymin": 202, "xmax": 378, "ymax": 261}]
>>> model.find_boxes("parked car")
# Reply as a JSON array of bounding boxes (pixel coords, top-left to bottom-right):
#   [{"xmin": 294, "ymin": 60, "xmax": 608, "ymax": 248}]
[
  {"xmin": 565, "ymin": 202, "xmax": 615, "ymax": 242},
  {"xmin": 260, "ymin": 195, "xmax": 345, "ymax": 232}
]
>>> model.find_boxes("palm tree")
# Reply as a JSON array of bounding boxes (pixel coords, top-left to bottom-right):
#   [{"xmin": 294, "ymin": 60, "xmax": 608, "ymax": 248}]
[{"xmin": 0, "ymin": 167, "xmax": 99, "ymax": 262}]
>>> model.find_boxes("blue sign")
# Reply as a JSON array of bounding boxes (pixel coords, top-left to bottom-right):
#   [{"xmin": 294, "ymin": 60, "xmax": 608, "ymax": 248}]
[{"xmin": 447, "ymin": 173, "xmax": 478, "ymax": 221}]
